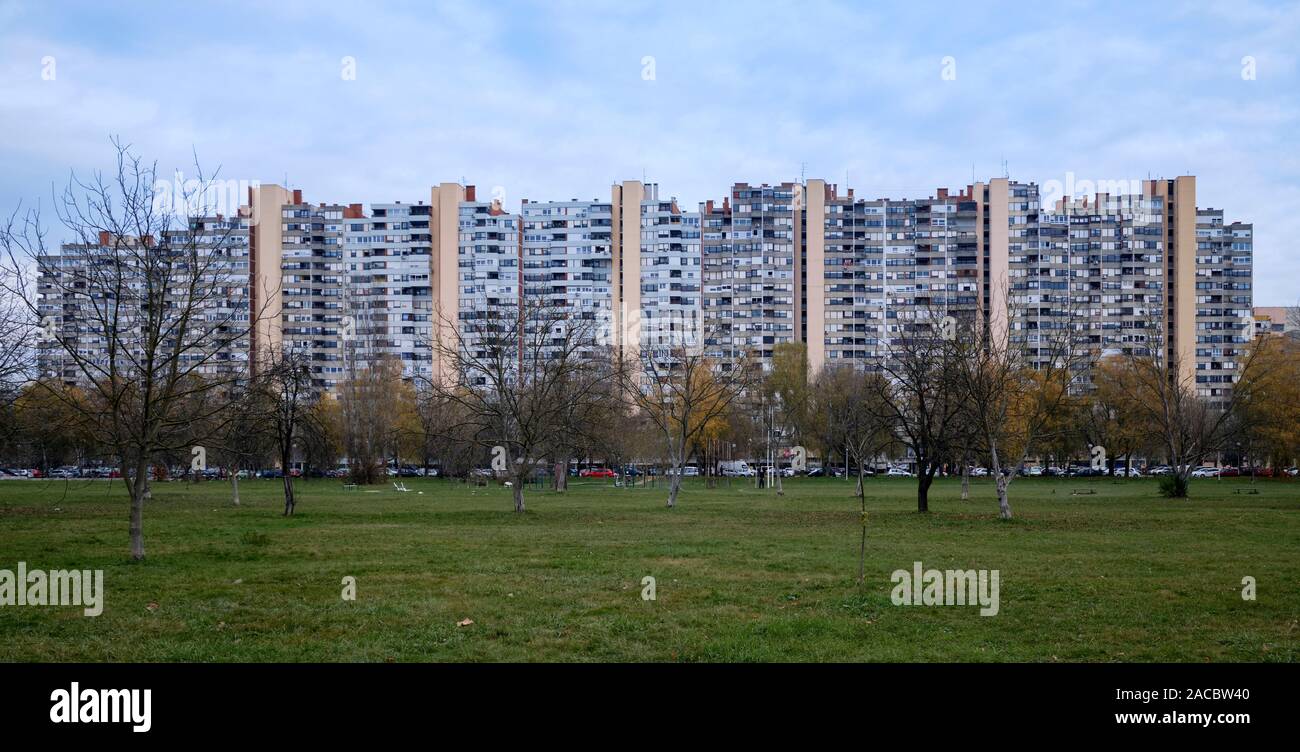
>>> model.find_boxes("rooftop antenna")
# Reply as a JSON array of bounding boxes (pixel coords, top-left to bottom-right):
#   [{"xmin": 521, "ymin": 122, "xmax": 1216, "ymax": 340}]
[{"xmin": 801, "ymin": 162, "xmax": 807, "ymax": 184}]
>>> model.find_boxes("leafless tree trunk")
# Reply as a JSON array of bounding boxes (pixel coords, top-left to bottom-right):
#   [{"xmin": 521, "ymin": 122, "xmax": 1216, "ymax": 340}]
[
  {"xmin": 263, "ymin": 345, "xmax": 315, "ymax": 515},
  {"xmin": 0, "ymin": 139, "xmax": 272, "ymax": 559},
  {"xmin": 622, "ymin": 322, "xmax": 756, "ymax": 509},
  {"xmin": 875, "ymin": 304, "xmax": 966, "ymax": 514},
  {"xmin": 430, "ymin": 299, "xmax": 611, "ymax": 513},
  {"xmin": 954, "ymin": 289, "xmax": 1081, "ymax": 519},
  {"xmin": 1113, "ymin": 313, "xmax": 1267, "ymax": 497}
]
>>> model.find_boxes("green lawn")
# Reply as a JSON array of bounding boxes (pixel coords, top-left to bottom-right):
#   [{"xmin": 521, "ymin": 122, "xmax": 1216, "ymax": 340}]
[{"xmin": 0, "ymin": 474, "xmax": 1296, "ymax": 662}]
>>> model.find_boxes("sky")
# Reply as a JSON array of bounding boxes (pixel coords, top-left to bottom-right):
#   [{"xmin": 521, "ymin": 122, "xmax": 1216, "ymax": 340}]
[{"xmin": 1, "ymin": 0, "xmax": 1297, "ymax": 302}]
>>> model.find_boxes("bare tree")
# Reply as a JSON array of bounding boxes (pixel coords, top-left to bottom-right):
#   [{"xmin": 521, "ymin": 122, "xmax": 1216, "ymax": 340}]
[
  {"xmin": 432, "ymin": 299, "xmax": 610, "ymax": 512},
  {"xmin": 263, "ymin": 345, "xmax": 315, "ymax": 515},
  {"xmin": 622, "ymin": 324, "xmax": 757, "ymax": 509},
  {"xmin": 954, "ymin": 296, "xmax": 1081, "ymax": 519},
  {"xmin": 1114, "ymin": 315, "xmax": 1269, "ymax": 497},
  {"xmin": 205, "ymin": 384, "xmax": 275, "ymax": 506},
  {"xmin": 338, "ymin": 354, "xmax": 405, "ymax": 484},
  {"xmin": 763, "ymin": 342, "xmax": 811, "ymax": 495},
  {"xmin": 0, "ymin": 140, "xmax": 268, "ymax": 559},
  {"xmin": 811, "ymin": 364, "xmax": 896, "ymax": 580},
  {"xmin": 874, "ymin": 307, "xmax": 966, "ymax": 513},
  {"xmin": 0, "ymin": 270, "xmax": 33, "ymax": 407},
  {"xmin": 410, "ymin": 380, "xmax": 451, "ymax": 477}
]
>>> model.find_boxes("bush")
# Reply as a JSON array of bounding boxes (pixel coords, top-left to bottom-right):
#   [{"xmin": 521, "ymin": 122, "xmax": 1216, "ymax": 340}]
[
  {"xmin": 239, "ymin": 531, "xmax": 270, "ymax": 547},
  {"xmin": 1158, "ymin": 474, "xmax": 1189, "ymax": 498}
]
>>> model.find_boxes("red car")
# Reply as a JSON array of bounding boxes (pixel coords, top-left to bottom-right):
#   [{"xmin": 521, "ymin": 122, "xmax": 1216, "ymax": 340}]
[
  {"xmin": 580, "ymin": 468, "xmax": 616, "ymax": 478},
  {"xmin": 1219, "ymin": 466, "xmax": 1240, "ymax": 477}
]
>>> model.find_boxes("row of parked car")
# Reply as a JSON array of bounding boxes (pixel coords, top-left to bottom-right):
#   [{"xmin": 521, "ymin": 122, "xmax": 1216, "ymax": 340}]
[{"xmin": 0, "ymin": 466, "xmax": 120, "ymax": 479}]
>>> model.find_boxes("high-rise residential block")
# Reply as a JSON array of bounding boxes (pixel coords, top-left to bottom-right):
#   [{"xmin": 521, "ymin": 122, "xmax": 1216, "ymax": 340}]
[{"xmin": 40, "ymin": 173, "xmax": 1256, "ymax": 403}]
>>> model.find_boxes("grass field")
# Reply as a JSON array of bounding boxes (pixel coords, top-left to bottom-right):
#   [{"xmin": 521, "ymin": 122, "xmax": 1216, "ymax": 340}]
[{"xmin": 0, "ymin": 474, "xmax": 1296, "ymax": 662}]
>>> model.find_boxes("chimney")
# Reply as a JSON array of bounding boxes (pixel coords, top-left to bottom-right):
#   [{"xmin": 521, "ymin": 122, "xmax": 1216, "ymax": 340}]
[
  {"xmin": 465, "ymin": 185, "xmax": 476, "ymax": 202},
  {"xmin": 937, "ymin": 188, "xmax": 948, "ymax": 199},
  {"xmin": 705, "ymin": 200, "xmax": 714, "ymax": 214},
  {"xmin": 292, "ymin": 189, "xmax": 303, "ymax": 204},
  {"xmin": 344, "ymin": 203, "xmax": 364, "ymax": 219},
  {"xmin": 98, "ymin": 230, "xmax": 112, "ymax": 246}
]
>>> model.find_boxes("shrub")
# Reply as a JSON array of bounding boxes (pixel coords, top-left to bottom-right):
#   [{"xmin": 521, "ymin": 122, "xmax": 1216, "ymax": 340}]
[{"xmin": 1158, "ymin": 474, "xmax": 1189, "ymax": 498}]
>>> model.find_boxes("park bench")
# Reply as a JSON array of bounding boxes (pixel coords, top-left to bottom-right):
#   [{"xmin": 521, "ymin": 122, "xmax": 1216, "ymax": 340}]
[
  {"xmin": 342, "ymin": 484, "xmax": 357, "ymax": 491},
  {"xmin": 1070, "ymin": 488, "xmax": 1096, "ymax": 496},
  {"xmin": 1233, "ymin": 488, "xmax": 1260, "ymax": 495}
]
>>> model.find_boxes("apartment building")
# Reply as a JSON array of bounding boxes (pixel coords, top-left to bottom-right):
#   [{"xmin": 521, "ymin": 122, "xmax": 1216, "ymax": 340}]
[
  {"xmin": 39, "ymin": 219, "xmax": 252, "ymax": 386},
  {"xmin": 40, "ymin": 174, "xmax": 1255, "ymax": 402},
  {"xmin": 806, "ymin": 180, "xmax": 989, "ymax": 369},
  {"xmin": 343, "ymin": 201, "xmax": 435, "ymax": 380},
  {"xmin": 639, "ymin": 187, "xmax": 701, "ymax": 357},
  {"xmin": 519, "ymin": 194, "xmax": 614, "ymax": 359},
  {"xmin": 1018, "ymin": 186, "xmax": 1175, "ymax": 373},
  {"xmin": 1253, "ymin": 306, "xmax": 1298, "ymax": 337},
  {"xmin": 453, "ymin": 189, "xmax": 522, "ymax": 375},
  {"xmin": 700, "ymin": 183, "xmax": 801, "ymax": 365}
]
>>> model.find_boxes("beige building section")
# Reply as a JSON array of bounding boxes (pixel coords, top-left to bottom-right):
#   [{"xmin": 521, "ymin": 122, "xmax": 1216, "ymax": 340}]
[
  {"xmin": 804, "ymin": 179, "xmax": 827, "ymax": 375},
  {"xmin": 1138, "ymin": 174, "xmax": 1196, "ymax": 374},
  {"xmin": 986, "ymin": 177, "xmax": 1010, "ymax": 347},
  {"xmin": 430, "ymin": 182, "xmax": 464, "ymax": 384},
  {"xmin": 1172, "ymin": 176, "xmax": 1197, "ymax": 379},
  {"xmin": 1143, "ymin": 176, "xmax": 1198, "ymax": 376},
  {"xmin": 249, "ymin": 183, "xmax": 291, "ymax": 364},
  {"xmin": 612, "ymin": 180, "xmax": 644, "ymax": 361},
  {"xmin": 1254, "ymin": 306, "xmax": 1297, "ymax": 335}
]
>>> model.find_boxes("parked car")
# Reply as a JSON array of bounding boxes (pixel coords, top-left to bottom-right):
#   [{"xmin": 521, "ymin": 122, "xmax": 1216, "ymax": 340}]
[
  {"xmin": 1218, "ymin": 466, "xmax": 1240, "ymax": 477},
  {"xmin": 885, "ymin": 467, "xmax": 913, "ymax": 477},
  {"xmin": 1285, "ymin": 467, "xmax": 1299, "ymax": 477},
  {"xmin": 681, "ymin": 465, "xmax": 699, "ymax": 477},
  {"xmin": 1146, "ymin": 465, "xmax": 1172, "ymax": 476},
  {"xmin": 1025, "ymin": 466, "xmax": 1044, "ymax": 477},
  {"xmin": 1190, "ymin": 466, "xmax": 1219, "ymax": 478},
  {"xmin": 580, "ymin": 468, "xmax": 616, "ymax": 478}
]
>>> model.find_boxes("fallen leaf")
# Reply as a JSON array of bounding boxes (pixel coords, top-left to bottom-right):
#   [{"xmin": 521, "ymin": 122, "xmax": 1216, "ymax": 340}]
[
  {"xmin": 146, "ymin": 602, "xmax": 159, "ymax": 612},
  {"xmin": 457, "ymin": 618, "xmax": 474, "ymax": 627}
]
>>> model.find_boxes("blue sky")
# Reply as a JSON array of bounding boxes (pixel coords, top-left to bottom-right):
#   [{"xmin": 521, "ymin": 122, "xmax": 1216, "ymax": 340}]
[{"xmin": 1, "ymin": 0, "xmax": 1297, "ymax": 302}]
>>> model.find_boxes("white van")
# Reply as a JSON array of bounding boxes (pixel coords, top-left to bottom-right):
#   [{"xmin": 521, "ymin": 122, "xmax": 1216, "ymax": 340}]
[{"xmin": 719, "ymin": 461, "xmax": 754, "ymax": 477}]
